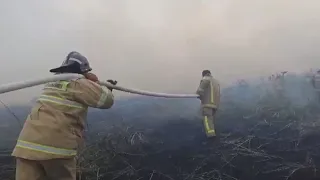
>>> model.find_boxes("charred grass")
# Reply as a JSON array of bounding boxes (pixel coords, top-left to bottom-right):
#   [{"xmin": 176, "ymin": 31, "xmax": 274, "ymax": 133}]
[{"xmin": 77, "ymin": 94, "xmax": 320, "ymax": 180}]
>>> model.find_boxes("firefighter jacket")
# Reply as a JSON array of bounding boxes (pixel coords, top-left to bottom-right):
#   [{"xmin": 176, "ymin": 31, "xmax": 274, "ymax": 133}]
[
  {"xmin": 313, "ymin": 74, "xmax": 320, "ymax": 91},
  {"xmin": 196, "ymin": 75, "xmax": 220, "ymax": 109},
  {"xmin": 12, "ymin": 78, "xmax": 114, "ymax": 160}
]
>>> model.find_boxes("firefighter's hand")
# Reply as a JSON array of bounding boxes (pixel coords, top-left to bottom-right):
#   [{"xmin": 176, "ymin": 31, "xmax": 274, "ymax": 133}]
[
  {"xmin": 107, "ymin": 80, "xmax": 117, "ymax": 85},
  {"xmin": 106, "ymin": 79, "xmax": 117, "ymax": 91},
  {"xmin": 85, "ymin": 73, "xmax": 99, "ymax": 82}
]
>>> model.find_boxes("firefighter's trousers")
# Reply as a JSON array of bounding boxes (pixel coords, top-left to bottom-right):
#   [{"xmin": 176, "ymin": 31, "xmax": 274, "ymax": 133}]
[
  {"xmin": 202, "ymin": 107, "xmax": 217, "ymax": 137},
  {"xmin": 15, "ymin": 157, "xmax": 76, "ymax": 180}
]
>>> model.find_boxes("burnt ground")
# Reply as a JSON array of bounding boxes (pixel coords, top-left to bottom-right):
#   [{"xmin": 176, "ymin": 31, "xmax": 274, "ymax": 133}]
[
  {"xmin": 77, "ymin": 96, "xmax": 320, "ymax": 180},
  {"xmin": 0, "ymin": 152, "xmax": 15, "ymax": 180}
]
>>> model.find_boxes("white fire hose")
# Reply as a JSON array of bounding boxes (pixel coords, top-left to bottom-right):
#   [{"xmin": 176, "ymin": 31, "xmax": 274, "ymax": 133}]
[{"xmin": 0, "ymin": 73, "xmax": 199, "ymax": 98}]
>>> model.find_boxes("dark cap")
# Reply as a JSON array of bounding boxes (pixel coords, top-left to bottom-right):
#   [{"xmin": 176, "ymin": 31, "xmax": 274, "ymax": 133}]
[{"xmin": 202, "ymin": 70, "xmax": 211, "ymax": 76}]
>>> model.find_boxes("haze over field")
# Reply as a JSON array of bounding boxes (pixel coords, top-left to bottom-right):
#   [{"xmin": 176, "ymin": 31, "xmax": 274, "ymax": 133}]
[{"xmin": 1, "ymin": 0, "xmax": 320, "ymax": 104}]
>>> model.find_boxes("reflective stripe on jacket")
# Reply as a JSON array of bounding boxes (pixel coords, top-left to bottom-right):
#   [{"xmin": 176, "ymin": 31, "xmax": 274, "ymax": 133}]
[
  {"xmin": 196, "ymin": 75, "xmax": 220, "ymax": 109},
  {"xmin": 16, "ymin": 140, "xmax": 77, "ymax": 156},
  {"xmin": 12, "ymin": 78, "xmax": 114, "ymax": 160},
  {"xmin": 38, "ymin": 94, "xmax": 85, "ymax": 109}
]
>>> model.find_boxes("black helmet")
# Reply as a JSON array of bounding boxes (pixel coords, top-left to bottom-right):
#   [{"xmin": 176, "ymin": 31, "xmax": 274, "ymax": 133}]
[
  {"xmin": 202, "ymin": 70, "xmax": 211, "ymax": 76},
  {"xmin": 50, "ymin": 51, "xmax": 92, "ymax": 74}
]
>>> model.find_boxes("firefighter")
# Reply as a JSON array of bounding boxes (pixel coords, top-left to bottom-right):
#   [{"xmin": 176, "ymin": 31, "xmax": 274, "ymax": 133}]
[
  {"xmin": 12, "ymin": 51, "xmax": 118, "ymax": 180},
  {"xmin": 312, "ymin": 70, "xmax": 320, "ymax": 102},
  {"xmin": 274, "ymin": 71, "xmax": 287, "ymax": 98},
  {"xmin": 196, "ymin": 70, "xmax": 220, "ymax": 137}
]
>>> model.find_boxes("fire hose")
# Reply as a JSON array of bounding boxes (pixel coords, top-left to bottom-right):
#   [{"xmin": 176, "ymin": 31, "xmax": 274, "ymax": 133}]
[{"xmin": 0, "ymin": 73, "xmax": 199, "ymax": 98}]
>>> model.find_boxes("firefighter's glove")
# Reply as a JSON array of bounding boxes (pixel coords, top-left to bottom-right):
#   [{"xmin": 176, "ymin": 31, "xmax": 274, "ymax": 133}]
[
  {"xmin": 107, "ymin": 80, "xmax": 117, "ymax": 85},
  {"xmin": 106, "ymin": 80, "xmax": 118, "ymax": 91}
]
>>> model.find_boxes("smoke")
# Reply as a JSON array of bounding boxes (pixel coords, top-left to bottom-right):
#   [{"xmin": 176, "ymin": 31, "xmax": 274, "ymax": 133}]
[
  {"xmin": 222, "ymin": 72, "xmax": 317, "ymax": 109},
  {"xmin": 1, "ymin": 0, "xmax": 320, "ymax": 104}
]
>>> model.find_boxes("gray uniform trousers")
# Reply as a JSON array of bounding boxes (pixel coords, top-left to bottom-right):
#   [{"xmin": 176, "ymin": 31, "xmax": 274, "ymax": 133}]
[{"xmin": 202, "ymin": 107, "xmax": 217, "ymax": 137}]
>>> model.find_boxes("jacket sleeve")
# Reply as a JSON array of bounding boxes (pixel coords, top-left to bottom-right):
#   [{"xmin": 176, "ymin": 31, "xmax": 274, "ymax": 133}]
[
  {"xmin": 72, "ymin": 78, "xmax": 114, "ymax": 109},
  {"xmin": 196, "ymin": 77, "xmax": 210, "ymax": 96}
]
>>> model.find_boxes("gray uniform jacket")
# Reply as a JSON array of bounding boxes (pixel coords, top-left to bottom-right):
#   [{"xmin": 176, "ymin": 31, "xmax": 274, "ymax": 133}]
[{"xmin": 196, "ymin": 75, "xmax": 220, "ymax": 109}]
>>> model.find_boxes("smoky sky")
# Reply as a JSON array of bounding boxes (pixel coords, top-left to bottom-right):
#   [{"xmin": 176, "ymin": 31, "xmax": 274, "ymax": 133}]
[{"xmin": 0, "ymin": 0, "xmax": 320, "ymax": 104}]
